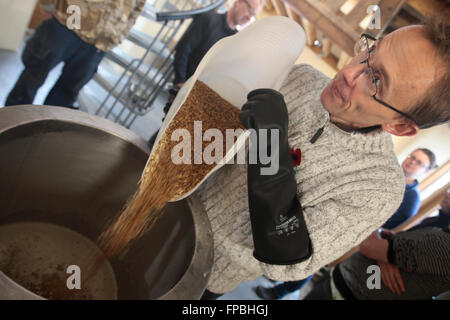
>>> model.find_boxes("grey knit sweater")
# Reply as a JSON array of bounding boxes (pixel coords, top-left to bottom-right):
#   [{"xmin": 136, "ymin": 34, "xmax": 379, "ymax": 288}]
[{"xmin": 191, "ymin": 64, "xmax": 405, "ymax": 294}]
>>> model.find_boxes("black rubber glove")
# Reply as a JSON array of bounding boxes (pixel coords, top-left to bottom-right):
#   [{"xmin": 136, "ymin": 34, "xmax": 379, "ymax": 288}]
[{"xmin": 239, "ymin": 89, "xmax": 312, "ymax": 265}]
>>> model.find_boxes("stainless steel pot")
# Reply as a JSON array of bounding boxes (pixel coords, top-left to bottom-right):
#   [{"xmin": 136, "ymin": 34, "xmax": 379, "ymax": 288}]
[{"xmin": 0, "ymin": 105, "xmax": 213, "ymax": 299}]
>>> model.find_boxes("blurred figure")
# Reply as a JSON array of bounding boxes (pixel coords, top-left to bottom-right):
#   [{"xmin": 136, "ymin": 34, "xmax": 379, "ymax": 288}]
[
  {"xmin": 149, "ymin": 0, "xmax": 263, "ymax": 144},
  {"xmin": 173, "ymin": 0, "xmax": 263, "ymax": 89},
  {"xmin": 5, "ymin": 0, "xmax": 145, "ymax": 108},
  {"xmin": 303, "ymin": 189, "xmax": 450, "ymax": 300},
  {"xmin": 383, "ymin": 148, "xmax": 436, "ymax": 229}
]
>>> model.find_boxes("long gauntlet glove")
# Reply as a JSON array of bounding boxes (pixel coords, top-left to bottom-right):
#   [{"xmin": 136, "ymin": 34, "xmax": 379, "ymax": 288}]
[{"xmin": 239, "ymin": 89, "xmax": 312, "ymax": 265}]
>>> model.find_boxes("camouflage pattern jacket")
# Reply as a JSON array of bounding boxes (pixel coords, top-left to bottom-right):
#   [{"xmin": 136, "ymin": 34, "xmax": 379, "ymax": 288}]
[{"xmin": 40, "ymin": 0, "xmax": 146, "ymax": 51}]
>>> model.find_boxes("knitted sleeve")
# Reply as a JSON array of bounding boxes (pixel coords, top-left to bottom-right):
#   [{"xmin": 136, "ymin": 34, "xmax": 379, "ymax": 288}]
[
  {"xmin": 259, "ymin": 187, "xmax": 404, "ymax": 281},
  {"xmin": 280, "ymin": 63, "xmax": 329, "ymax": 102},
  {"xmin": 391, "ymin": 228, "xmax": 450, "ymax": 277}
]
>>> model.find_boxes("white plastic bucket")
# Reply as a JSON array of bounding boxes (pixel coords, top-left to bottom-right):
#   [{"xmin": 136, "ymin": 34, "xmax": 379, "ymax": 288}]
[{"xmin": 150, "ymin": 16, "xmax": 306, "ymax": 201}]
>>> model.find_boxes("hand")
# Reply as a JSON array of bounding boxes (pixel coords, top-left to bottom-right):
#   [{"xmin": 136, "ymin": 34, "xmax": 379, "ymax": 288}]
[
  {"xmin": 239, "ymin": 89, "xmax": 288, "ymax": 135},
  {"xmin": 359, "ymin": 231, "xmax": 389, "ymax": 263},
  {"xmin": 240, "ymin": 89, "xmax": 312, "ymax": 265},
  {"xmin": 379, "ymin": 261, "xmax": 406, "ymax": 296}
]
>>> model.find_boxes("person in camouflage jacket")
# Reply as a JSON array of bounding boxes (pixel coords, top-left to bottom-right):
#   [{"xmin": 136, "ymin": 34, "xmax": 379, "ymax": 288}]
[
  {"xmin": 5, "ymin": 0, "xmax": 145, "ymax": 108},
  {"xmin": 40, "ymin": 0, "xmax": 146, "ymax": 52}
]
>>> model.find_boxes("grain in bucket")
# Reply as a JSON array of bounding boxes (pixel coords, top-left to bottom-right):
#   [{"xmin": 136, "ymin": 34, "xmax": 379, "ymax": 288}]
[{"xmin": 97, "ymin": 16, "xmax": 306, "ymax": 259}]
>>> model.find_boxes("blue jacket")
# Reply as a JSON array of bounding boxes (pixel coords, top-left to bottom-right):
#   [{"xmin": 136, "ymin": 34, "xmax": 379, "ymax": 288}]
[{"xmin": 383, "ymin": 180, "xmax": 421, "ymax": 229}]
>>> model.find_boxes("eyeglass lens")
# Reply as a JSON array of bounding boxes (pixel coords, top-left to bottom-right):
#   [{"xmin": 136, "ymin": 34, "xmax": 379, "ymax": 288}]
[
  {"xmin": 357, "ymin": 37, "xmax": 378, "ymax": 96},
  {"xmin": 408, "ymin": 155, "xmax": 426, "ymax": 167}
]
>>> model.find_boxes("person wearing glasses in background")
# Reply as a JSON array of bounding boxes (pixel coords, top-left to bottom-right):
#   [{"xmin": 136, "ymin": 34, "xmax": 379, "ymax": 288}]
[
  {"xmin": 196, "ymin": 17, "xmax": 450, "ymax": 299},
  {"xmin": 382, "ymin": 148, "xmax": 437, "ymax": 230},
  {"xmin": 302, "ymin": 189, "xmax": 450, "ymax": 300},
  {"xmin": 4, "ymin": 0, "xmax": 146, "ymax": 109},
  {"xmin": 149, "ymin": 0, "xmax": 263, "ymax": 144}
]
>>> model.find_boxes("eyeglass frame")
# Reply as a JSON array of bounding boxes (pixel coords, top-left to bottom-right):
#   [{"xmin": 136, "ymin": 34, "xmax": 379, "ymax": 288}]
[
  {"xmin": 242, "ymin": 0, "xmax": 256, "ymax": 17},
  {"xmin": 355, "ymin": 33, "xmax": 418, "ymax": 125},
  {"xmin": 406, "ymin": 154, "xmax": 430, "ymax": 169}
]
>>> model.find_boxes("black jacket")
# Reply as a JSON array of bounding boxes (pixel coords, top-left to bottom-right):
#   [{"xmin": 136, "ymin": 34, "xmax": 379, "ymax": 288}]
[{"xmin": 173, "ymin": 11, "xmax": 236, "ymax": 85}]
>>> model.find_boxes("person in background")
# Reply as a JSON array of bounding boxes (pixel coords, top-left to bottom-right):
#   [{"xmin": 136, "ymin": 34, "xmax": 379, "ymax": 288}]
[
  {"xmin": 173, "ymin": 0, "xmax": 262, "ymax": 89},
  {"xmin": 5, "ymin": 0, "xmax": 145, "ymax": 109},
  {"xmin": 303, "ymin": 189, "xmax": 450, "ymax": 300},
  {"xmin": 148, "ymin": 0, "xmax": 263, "ymax": 144},
  {"xmin": 382, "ymin": 148, "xmax": 437, "ymax": 229}
]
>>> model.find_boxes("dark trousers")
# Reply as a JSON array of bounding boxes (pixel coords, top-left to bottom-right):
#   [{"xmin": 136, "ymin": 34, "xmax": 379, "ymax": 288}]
[
  {"xmin": 5, "ymin": 17, "xmax": 105, "ymax": 108},
  {"xmin": 200, "ymin": 289, "xmax": 222, "ymax": 300},
  {"xmin": 303, "ymin": 272, "xmax": 333, "ymax": 300}
]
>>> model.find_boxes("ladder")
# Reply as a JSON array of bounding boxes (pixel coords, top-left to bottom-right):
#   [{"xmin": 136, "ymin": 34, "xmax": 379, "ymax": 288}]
[{"xmin": 86, "ymin": 0, "xmax": 227, "ymax": 129}]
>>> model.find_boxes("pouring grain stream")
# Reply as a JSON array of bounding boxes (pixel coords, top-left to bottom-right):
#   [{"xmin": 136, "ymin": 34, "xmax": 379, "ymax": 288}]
[{"xmin": 97, "ymin": 80, "xmax": 245, "ymax": 259}]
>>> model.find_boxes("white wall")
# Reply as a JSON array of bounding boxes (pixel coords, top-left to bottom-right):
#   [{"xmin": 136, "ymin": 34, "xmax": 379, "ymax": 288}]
[
  {"xmin": 0, "ymin": 0, "xmax": 37, "ymax": 51},
  {"xmin": 392, "ymin": 123, "xmax": 450, "ymax": 166}
]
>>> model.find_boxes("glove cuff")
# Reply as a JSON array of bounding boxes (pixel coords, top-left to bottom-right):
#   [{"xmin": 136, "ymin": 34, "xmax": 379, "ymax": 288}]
[
  {"xmin": 247, "ymin": 88, "xmax": 284, "ymax": 100},
  {"xmin": 253, "ymin": 240, "xmax": 312, "ymax": 266}
]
